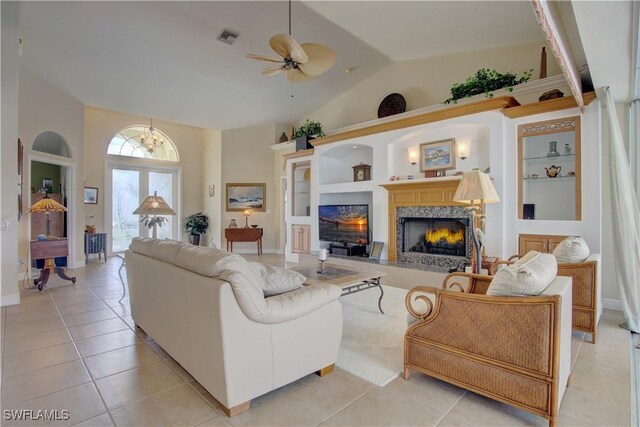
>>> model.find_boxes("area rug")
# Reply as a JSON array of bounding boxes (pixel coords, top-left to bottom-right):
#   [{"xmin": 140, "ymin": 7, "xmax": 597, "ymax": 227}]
[{"xmin": 336, "ymin": 285, "xmax": 409, "ymax": 387}]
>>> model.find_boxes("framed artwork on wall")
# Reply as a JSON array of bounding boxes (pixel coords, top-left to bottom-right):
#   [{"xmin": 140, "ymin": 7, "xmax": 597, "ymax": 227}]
[
  {"xmin": 369, "ymin": 241, "xmax": 384, "ymax": 261},
  {"xmin": 226, "ymin": 183, "xmax": 266, "ymax": 212},
  {"xmin": 42, "ymin": 178, "xmax": 53, "ymax": 193},
  {"xmin": 84, "ymin": 187, "xmax": 99, "ymax": 204},
  {"xmin": 420, "ymin": 138, "xmax": 456, "ymax": 172}
]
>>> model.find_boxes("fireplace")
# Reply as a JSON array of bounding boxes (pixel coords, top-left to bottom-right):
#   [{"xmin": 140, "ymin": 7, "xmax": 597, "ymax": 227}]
[
  {"xmin": 402, "ymin": 218, "xmax": 468, "ymax": 256},
  {"xmin": 396, "ymin": 206, "xmax": 472, "ymax": 269}
]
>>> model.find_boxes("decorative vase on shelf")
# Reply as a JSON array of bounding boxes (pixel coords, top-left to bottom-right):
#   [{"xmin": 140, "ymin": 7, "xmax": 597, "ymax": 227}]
[
  {"xmin": 278, "ymin": 132, "xmax": 288, "ymax": 143},
  {"xmin": 546, "ymin": 141, "xmax": 560, "ymax": 157},
  {"xmin": 228, "ymin": 219, "xmax": 238, "ymax": 228}
]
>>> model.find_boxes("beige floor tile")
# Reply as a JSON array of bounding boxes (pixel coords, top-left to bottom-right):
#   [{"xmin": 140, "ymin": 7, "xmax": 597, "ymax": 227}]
[
  {"xmin": 559, "ymin": 384, "xmax": 629, "ymax": 426},
  {"xmin": 54, "ymin": 294, "xmax": 102, "ymax": 308},
  {"xmin": 286, "ymin": 368, "xmax": 376, "ymax": 414},
  {"xmin": 57, "ymin": 300, "xmax": 109, "ymax": 316},
  {"xmin": 72, "ymin": 413, "xmax": 114, "ymax": 427},
  {"xmin": 84, "ymin": 342, "xmax": 161, "ymax": 379},
  {"xmin": 1, "ymin": 383, "xmax": 106, "ymax": 427},
  {"xmin": 94, "ymin": 361, "xmax": 184, "ymax": 410},
  {"xmin": 68, "ymin": 317, "xmax": 129, "ymax": 340},
  {"xmin": 75, "ymin": 329, "xmax": 140, "ymax": 357},
  {"xmin": 5, "ymin": 298, "xmax": 56, "ymax": 315},
  {"xmin": 570, "ymin": 358, "xmax": 630, "ymax": 398},
  {"xmin": 3, "ymin": 342, "xmax": 80, "ymax": 378},
  {"xmin": 197, "ymin": 415, "xmax": 232, "ymax": 427},
  {"xmin": 120, "ymin": 315, "xmax": 135, "ymax": 329},
  {"xmin": 164, "ymin": 357, "xmax": 196, "ymax": 382},
  {"xmin": 5, "ymin": 308, "xmax": 60, "ymax": 326},
  {"xmin": 110, "ymin": 383, "xmax": 217, "ymax": 426},
  {"xmin": 577, "ymin": 338, "xmax": 629, "ymax": 370},
  {"xmin": 145, "ymin": 339, "xmax": 172, "ymax": 359},
  {"xmin": 1, "ymin": 360, "xmax": 91, "ymax": 407},
  {"xmin": 62, "ymin": 308, "xmax": 117, "ymax": 327},
  {"xmin": 108, "ymin": 305, "xmax": 130, "ymax": 316},
  {"xmin": 436, "ymin": 392, "xmax": 546, "ymax": 427},
  {"xmin": 188, "ymin": 380, "xmax": 223, "ymax": 413},
  {"xmin": 3, "ymin": 328, "xmax": 72, "ymax": 356},
  {"xmin": 4, "ymin": 317, "xmax": 66, "ymax": 339}
]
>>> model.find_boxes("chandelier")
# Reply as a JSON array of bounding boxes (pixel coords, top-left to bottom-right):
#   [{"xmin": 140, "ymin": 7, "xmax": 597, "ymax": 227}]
[{"xmin": 138, "ymin": 118, "xmax": 165, "ymax": 153}]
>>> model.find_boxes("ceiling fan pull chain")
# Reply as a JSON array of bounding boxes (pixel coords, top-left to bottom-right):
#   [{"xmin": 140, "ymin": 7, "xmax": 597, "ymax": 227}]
[{"xmin": 290, "ymin": 80, "xmax": 294, "ymax": 98}]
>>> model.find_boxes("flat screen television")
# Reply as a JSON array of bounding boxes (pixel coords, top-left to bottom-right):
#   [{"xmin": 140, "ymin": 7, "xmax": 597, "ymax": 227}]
[{"xmin": 318, "ymin": 204, "xmax": 369, "ymax": 245}]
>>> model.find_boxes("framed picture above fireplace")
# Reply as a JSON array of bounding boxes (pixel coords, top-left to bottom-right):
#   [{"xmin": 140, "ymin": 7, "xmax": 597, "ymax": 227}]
[{"xmin": 420, "ymin": 138, "xmax": 456, "ymax": 172}]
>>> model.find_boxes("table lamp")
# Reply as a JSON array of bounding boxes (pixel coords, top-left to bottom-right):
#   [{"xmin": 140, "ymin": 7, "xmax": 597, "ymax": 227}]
[
  {"xmin": 453, "ymin": 170, "xmax": 500, "ymax": 274},
  {"xmin": 244, "ymin": 210, "xmax": 251, "ymax": 228},
  {"xmin": 133, "ymin": 191, "xmax": 176, "ymax": 239},
  {"xmin": 27, "ymin": 192, "xmax": 67, "ymax": 238}
]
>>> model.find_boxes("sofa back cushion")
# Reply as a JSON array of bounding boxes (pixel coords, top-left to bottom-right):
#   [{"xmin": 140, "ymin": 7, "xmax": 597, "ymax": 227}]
[
  {"xmin": 487, "ymin": 251, "xmax": 557, "ymax": 296},
  {"xmin": 130, "ymin": 237, "xmax": 154, "ymax": 256},
  {"xmin": 553, "ymin": 236, "xmax": 590, "ymax": 264},
  {"xmin": 247, "ymin": 262, "xmax": 305, "ymax": 297},
  {"xmin": 175, "ymin": 245, "xmax": 246, "ymax": 277},
  {"xmin": 150, "ymin": 239, "xmax": 184, "ymax": 264}
]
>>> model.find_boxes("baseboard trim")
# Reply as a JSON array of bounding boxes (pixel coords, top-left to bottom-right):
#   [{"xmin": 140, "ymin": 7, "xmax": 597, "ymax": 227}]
[
  {"xmin": 70, "ymin": 260, "xmax": 86, "ymax": 269},
  {"xmin": 603, "ymin": 298, "xmax": 623, "ymax": 311},
  {"xmin": 1, "ymin": 293, "xmax": 20, "ymax": 307}
]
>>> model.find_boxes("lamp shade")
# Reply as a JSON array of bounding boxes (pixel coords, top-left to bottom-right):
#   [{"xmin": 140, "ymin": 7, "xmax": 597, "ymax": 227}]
[
  {"xmin": 133, "ymin": 191, "xmax": 176, "ymax": 216},
  {"xmin": 453, "ymin": 170, "xmax": 500, "ymax": 204},
  {"xmin": 28, "ymin": 193, "xmax": 67, "ymax": 213}
]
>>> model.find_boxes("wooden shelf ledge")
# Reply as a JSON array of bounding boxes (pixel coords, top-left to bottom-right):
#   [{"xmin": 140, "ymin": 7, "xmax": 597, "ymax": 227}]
[{"xmin": 501, "ymin": 92, "xmax": 597, "ymax": 119}]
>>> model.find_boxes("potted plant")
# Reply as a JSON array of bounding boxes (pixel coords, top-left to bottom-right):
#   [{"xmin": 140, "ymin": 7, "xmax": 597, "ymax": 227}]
[
  {"xmin": 293, "ymin": 119, "xmax": 325, "ymax": 151},
  {"xmin": 85, "ymin": 216, "xmax": 96, "ymax": 234},
  {"xmin": 444, "ymin": 68, "xmax": 533, "ymax": 104},
  {"xmin": 184, "ymin": 212, "xmax": 209, "ymax": 245}
]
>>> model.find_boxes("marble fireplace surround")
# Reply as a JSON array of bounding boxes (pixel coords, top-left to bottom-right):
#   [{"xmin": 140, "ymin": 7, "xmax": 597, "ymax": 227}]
[{"xmin": 396, "ymin": 205, "xmax": 472, "ymax": 269}]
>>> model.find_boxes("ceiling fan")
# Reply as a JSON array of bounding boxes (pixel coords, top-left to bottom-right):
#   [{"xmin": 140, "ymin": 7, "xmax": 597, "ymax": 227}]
[{"xmin": 246, "ymin": 0, "xmax": 336, "ymax": 82}]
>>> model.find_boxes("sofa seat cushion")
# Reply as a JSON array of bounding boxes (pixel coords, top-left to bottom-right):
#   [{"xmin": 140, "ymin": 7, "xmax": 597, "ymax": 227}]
[
  {"xmin": 553, "ymin": 236, "xmax": 590, "ymax": 263},
  {"xmin": 175, "ymin": 245, "xmax": 245, "ymax": 277},
  {"xmin": 247, "ymin": 262, "xmax": 305, "ymax": 297},
  {"xmin": 487, "ymin": 251, "xmax": 557, "ymax": 296}
]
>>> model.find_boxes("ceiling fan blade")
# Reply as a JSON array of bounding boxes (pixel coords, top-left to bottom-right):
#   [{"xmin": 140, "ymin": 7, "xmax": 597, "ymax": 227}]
[
  {"xmin": 286, "ymin": 69, "xmax": 315, "ymax": 83},
  {"xmin": 270, "ymin": 34, "xmax": 308, "ymax": 63},
  {"xmin": 246, "ymin": 54, "xmax": 284, "ymax": 63},
  {"xmin": 262, "ymin": 66, "xmax": 284, "ymax": 76},
  {"xmin": 298, "ymin": 43, "xmax": 336, "ymax": 77}
]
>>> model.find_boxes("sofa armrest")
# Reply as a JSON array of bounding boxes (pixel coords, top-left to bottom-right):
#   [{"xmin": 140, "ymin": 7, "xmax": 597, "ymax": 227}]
[{"xmin": 262, "ymin": 283, "xmax": 342, "ymax": 324}]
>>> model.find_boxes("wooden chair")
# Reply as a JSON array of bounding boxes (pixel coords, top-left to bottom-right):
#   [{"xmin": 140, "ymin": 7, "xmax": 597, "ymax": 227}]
[
  {"xmin": 404, "ymin": 272, "xmax": 572, "ymax": 427},
  {"xmin": 491, "ymin": 255, "xmax": 601, "ymax": 343}
]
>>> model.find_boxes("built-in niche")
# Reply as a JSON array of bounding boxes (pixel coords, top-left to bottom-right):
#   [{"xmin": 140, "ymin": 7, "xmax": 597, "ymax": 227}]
[
  {"xmin": 319, "ymin": 144, "xmax": 373, "ymax": 185},
  {"xmin": 32, "ymin": 131, "xmax": 72, "ymax": 158},
  {"xmin": 318, "ymin": 191, "xmax": 373, "ymax": 247}
]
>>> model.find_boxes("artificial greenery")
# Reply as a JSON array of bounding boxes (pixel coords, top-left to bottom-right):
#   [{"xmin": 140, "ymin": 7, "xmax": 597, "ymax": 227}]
[
  {"xmin": 444, "ymin": 68, "xmax": 533, "ymax": 104},
  {"xmin": 140, "ymin": 216, "xmax": 168, "ymax": 229},
  {"xmin": 184, "ymin": 212, "xmax": 209, "ymax": 235},
  {"xmin": 292, "ymin": 119, "xmax": 325, "ymax": 139}
]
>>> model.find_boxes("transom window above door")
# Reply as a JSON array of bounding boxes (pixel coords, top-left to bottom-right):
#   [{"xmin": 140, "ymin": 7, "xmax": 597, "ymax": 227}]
[{"xmin": 107, "ymin": 125, "xmax": 178, "ymax": 161}]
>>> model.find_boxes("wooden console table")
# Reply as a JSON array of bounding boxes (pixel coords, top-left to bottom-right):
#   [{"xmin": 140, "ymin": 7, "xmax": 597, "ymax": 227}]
[
  {"xmin": 225, "ymin": 228, "xmax": 263, "ymax": 255},
  {"xmin": 30, "ymin": 238, "xmax": 76, "ymax": 290}
]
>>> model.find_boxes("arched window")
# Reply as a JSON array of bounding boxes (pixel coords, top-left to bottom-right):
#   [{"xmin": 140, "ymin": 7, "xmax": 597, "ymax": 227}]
[
  {"xmin": 33, "ymin": 131, "xmax": 71, "ymax": 158},
  {"xmin": 107, "ymin": 125, "xmax": 178, "ymax": 161}
]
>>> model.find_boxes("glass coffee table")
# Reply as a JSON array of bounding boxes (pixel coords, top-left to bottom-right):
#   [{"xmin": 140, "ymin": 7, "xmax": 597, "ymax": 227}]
[{"xmin": 293, "ymin": 263, "xmax": 386, "ymax": 314}]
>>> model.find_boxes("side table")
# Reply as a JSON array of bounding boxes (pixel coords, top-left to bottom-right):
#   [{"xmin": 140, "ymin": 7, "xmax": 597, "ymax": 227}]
[{"xmin": 85, "ymin": 232, "xmax": 107, "ymax": 263}]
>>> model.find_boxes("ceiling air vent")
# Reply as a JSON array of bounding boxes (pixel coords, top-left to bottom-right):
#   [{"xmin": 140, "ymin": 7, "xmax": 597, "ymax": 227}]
[{"xmin": 217, "ymin": 29, "xmax": 238, "ymax": 45}]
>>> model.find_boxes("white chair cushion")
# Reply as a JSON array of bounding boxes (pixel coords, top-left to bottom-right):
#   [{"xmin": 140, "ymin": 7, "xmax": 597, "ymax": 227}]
[
  {"xmin": 150, "ymin": 239, "xmax": 184, "ymax": 264},
  {"xmin": 553, "ymin": 236, "xmax": 590, "ymax": 263},
  {"xmin": 487, "ymin": 251, "xmax": 557, "ymax": 296},
  {"xmin": 247, "ymin": 262, "xmax": 305, "ymax": 297},
  {"xmin": 129, "ymin": 237, "xmax": 154, "ymax": 256},
  {"xmin": 175, "ymin": 245, "xmax": 245, "ymax": 277}
]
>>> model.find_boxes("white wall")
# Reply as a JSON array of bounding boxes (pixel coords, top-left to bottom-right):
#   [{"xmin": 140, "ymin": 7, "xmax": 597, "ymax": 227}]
[
  {"xmin": 84, "ymin": 106, "xmax": 208, "ymax": 247},
  {"xmin": 203, "ymin": 129, "xmax": 222, "ymax": 248},
  {"xmin": 305, "ymin": 42, "xmax": 562, "ymax": 131},
  {"xmin": 221, "ymin": 124, "xmax": 277, "ymax": 253},
  {"xmin": 1, "ymin": 1, "xmax": 21, "ymax": 305},
  {"xmin": 18, "ymin": 67, "xmax": 85, "ymax": 270}
]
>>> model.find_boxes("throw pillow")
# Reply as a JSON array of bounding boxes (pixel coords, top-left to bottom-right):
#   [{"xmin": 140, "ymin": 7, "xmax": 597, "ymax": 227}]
[
  {"xmin": 247, "ymin": 262, "xmax": 306, "ymax": 297},
  {"xmin": 487, "ymin": 251, "xmax": 557, "ymax": 296},
  {"xmin": 553, "ymin": 236, "xmax": 590, "ymax": 263}
]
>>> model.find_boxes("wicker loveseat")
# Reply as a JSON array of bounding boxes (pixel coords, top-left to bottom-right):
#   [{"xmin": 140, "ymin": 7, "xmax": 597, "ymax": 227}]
[
  {"xmin": 404, "ymin": 272, "xmax": 572, "ymax": 427},
  {"xmin": 492, "ymin": 254, "xmax": 601, "ymax": 343}
]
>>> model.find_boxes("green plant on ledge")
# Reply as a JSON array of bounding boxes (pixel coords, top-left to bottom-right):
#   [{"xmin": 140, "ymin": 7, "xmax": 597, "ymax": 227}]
[
  {"xmin": 444, "ymin": 68, "xmax": 533, "ymax": 104},
  {"xmin": 293, "ymin": 119, "xmax": 325, "ymax": 139}
]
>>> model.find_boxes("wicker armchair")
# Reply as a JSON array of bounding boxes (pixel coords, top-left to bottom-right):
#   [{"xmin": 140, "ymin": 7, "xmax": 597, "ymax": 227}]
[
  {"xmin": 404, "ymin": 272, "xmax": 572, "ymax": 427},
  {"xmin": 491, "ymin": 254, "xmax": 601, "ymax": 343}
]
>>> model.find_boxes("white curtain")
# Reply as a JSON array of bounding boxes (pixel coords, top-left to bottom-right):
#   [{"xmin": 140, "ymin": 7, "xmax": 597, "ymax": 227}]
[{"xmin": 605, "ymin": 87, "xmax": 640, "ymax": 332}]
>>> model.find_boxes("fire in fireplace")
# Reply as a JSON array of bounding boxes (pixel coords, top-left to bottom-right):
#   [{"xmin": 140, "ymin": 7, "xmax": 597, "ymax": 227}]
[{"xmin": 402, "ymin": 218, "xmax": 468, "ymax": 257}]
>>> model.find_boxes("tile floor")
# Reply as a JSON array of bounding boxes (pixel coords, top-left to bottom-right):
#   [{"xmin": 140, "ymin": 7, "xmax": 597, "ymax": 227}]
[{"xmin": 0, "ymin": 256, "xmax": 632, "ymax": 426}]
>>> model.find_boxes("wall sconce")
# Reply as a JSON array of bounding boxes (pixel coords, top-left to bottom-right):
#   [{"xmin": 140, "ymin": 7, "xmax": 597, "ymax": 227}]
[
  {"xmin": 457, "ymin": 139, "xmax": 470, "ymax": 160},
  {"xmin": 408, "ymin": 147, "xmax": 419, "ymax": 165}
]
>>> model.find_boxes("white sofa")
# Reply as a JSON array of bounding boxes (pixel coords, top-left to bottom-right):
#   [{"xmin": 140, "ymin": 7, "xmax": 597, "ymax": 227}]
[{"xmin": 125, "ymin": 238, "xmax": 343, "ymax": 416}]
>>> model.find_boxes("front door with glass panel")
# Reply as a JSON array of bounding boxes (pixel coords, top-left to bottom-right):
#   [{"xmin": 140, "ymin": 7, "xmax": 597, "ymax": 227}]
[{"xmin": 111, "ymin": 167, "xmax": 177, "ymax": 252}]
